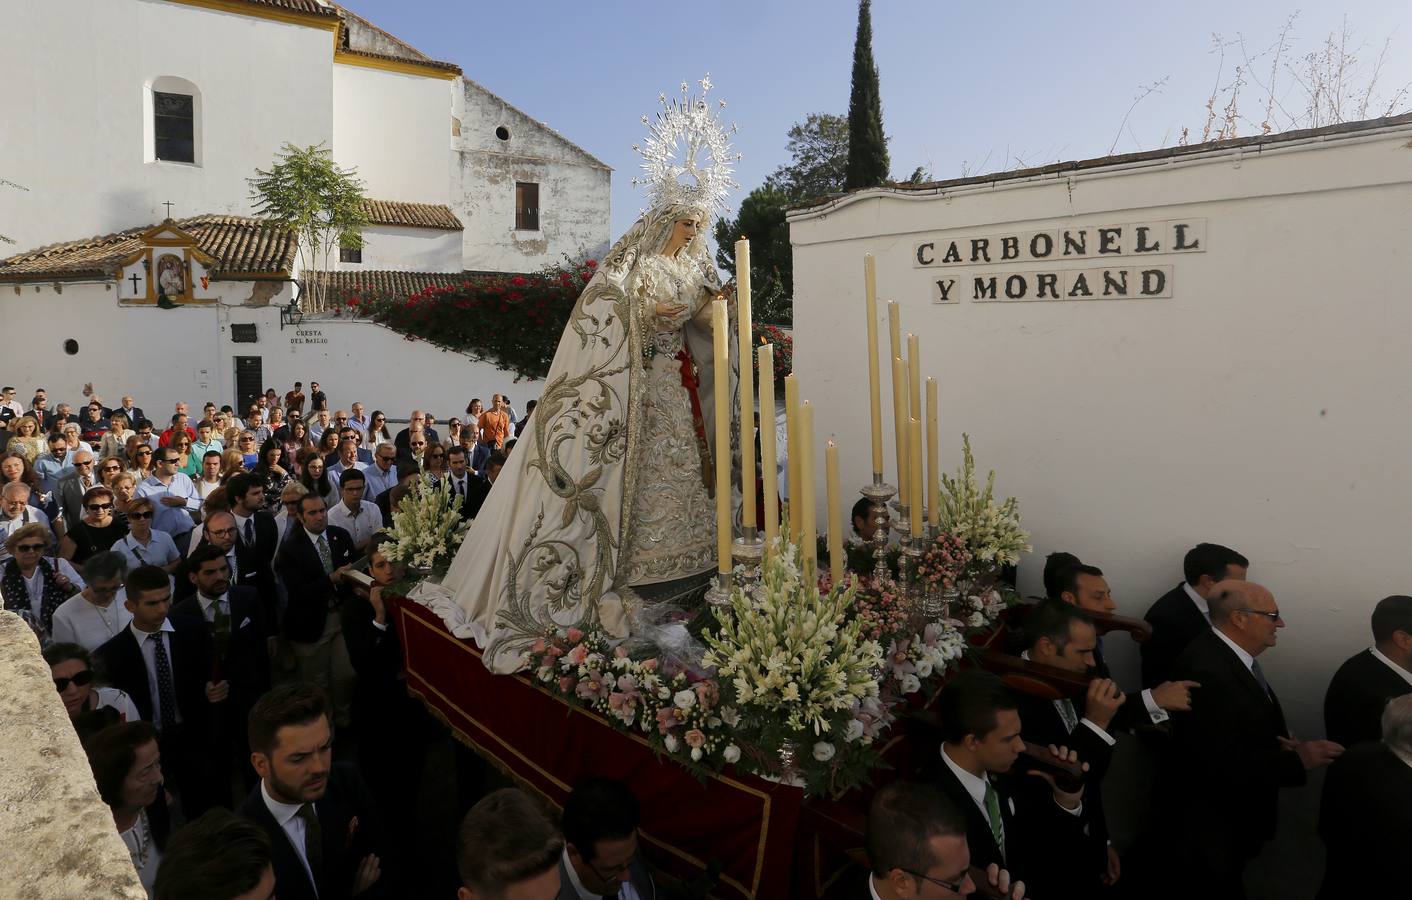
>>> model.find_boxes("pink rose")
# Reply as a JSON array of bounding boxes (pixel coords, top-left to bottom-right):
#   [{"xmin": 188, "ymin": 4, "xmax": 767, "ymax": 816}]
[
  {"xmin": 531, "ymin": 637, "xmax": 547, "ymax": 653},
  {"xmin": 655, "ymin": 707, "xmax": 679, "ymax": 734},
  {"xmin": 566, "ymin": 627, "xmax": 584, "ymax": 643},
  {"xmin": 546, "ymin": 645, "xmax": 565, "ymax": 658},
  {"xmin": 613, "ymin": 645, "xmax": 630, "ymax": 659},
  {"xmin": 684, "ymin": 728, "xmax": 706, "ymax": 749},
  {"xmin": 567, "ymin": 644, "xmax": 589, "ymax": 666},
  {"xmin": 640, "ymin": 658, "xmax": 658, "ymax": 671}
]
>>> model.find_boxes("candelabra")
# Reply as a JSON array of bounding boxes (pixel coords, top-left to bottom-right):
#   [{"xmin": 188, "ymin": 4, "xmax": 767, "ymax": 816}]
[
  {"xmin": 858, "ymin": 476, "xmax": 896, "ymax": 582},
  {"xmin": 731, "ymin": 526, "xmax": 765, "ymax": 592},
  {"xmin": 704, "ymin": 570, "xmax": 733, "ymax": 607}
]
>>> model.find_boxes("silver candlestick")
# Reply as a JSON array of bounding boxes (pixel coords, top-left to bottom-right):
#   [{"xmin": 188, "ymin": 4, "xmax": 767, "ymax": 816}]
[
  {"xmin": 704, "ymin": 570, "xmax": 733, "ymax": 607},
  {"xmin": 732, "ymin": 527, "xmax": 765, "ymax": 588},
  {"xmin": 859, "ymin": 476, "xmax": 896, "ymax": 583}
]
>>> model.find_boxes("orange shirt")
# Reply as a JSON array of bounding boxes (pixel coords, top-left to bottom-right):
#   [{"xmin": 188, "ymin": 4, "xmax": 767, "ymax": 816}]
[{"xmin": 478, "ymin": 410, "xmax": 511, "ymax": 448}]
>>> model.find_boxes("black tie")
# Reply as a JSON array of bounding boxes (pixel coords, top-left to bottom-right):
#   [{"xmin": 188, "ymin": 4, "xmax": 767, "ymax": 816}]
[
  {"xmin": 297, "ymin": 802, "xmax": 323, "ymax": 885},
  {"xmin": 244, "ymin": 517, "xmax": 255, "ymax": 546},
  {"xmin": 457, "ymin": 477, "xmax": 465, "ymax": 497},
  {"xmin": 1251, "ymin": 659, "xmax": 1272, "ymax": 697},
  {"xmin": 149, "ymin": 632, "xmax": 176, "ymax": 731}
]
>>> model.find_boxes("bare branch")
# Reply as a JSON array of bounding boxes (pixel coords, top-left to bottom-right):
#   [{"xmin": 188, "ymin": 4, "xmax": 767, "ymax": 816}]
[{"xmin": 1109, "ymin": 76, "xmax": 1170, "ymax": 155}]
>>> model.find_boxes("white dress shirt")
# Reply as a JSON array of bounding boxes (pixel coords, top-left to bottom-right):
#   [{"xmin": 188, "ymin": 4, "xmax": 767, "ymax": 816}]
[
  {"xmin": 92, "ymin": 685, "xmax": 141, "ymax": 722},
  {"xmin": 130, "ymin": 619, "xmax": 180, "ymax": 726},
  {"xmin": 261, "ymin": 781, "xmax": 319, "ymax": 893},
  {"xmin": 1182, "ymin": 582, "xmax": 1212, "ymax": 623},
  {"xmin": 1212, "ymin": 627, "xmax": 1258, "ymax": 674},
  {"xmin": 1370, "ymin": 646, "xmax": 1412, "ymax": 687},
  {"xmin": 50, "ymin": 590, "xmax": 132, "ymax": 651},
  {"xmin": 327, "ymin": 499, "xmax": 380, "ymax": 549},
  {"xmin": 196, "ymin": 592, "xmax": 231, "ymax": 623},
  {"xmin": 560, "ymin": 848, "xmax": 642, "ymax": 900},
  {"xmin": 0, "ymin": 558, "xmax": 85, "ymax": 620}
]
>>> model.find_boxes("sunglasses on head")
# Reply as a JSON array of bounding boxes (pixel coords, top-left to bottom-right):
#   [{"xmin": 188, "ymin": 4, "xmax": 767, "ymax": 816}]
[{"xmin": 53, "ymin": 670, "xmax": 94, "ymax": 691}]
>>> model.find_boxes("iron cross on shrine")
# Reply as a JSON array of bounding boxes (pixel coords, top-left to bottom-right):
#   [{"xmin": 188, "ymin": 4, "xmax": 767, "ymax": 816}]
[
  {"xmin": 162, "ymin": 201, "xmax": 174, "ymax": 219},
  {"xmin": 129, "ymin": 272, "xmax": 142, "ymax": 295}
]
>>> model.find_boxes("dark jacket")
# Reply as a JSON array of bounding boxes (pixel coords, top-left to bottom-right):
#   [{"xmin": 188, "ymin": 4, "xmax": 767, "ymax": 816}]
[
  {"xmin": 1317, "ymin": 742, "xmax": 1412, "ymax": 899},
  {"xmin": 556, "ymin": 852, "xmax": 656, "ymax": 900},
  {"xmin": 95, "ymin": 617, "xmax": 213, "ymax": 731},
  {"xmin": 1141, "ymin": 583, "xmax": 1210, "ymax": 688},
  {"xmin": 238, "ymin": 764, "xmax": 386, "ymax": 900},
  {"xmin": 1323, "ymin": 648, "xmax": 1412, "ymax": 748},
  {"xmin": 275, "ymin": 524, "xmax": 356, "ymax": 643},
  {"xmin": 174, "ymin": 537, "xmax": 278, "ymax": 624},
  {"xmin": 170, "ymin": 586, "xmax": 270, "ymax": 709}
]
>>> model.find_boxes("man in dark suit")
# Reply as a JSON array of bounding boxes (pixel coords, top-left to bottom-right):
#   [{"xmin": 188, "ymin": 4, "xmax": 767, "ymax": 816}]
[
  {"xmin": 1153, "ymin": 580, "xmax": 1343, "ymax": 899},
  {"xmin": 392, "ymin": 409, "xmax": 439, "ymax": 453},
  {"xmin": 276, "ymin": 493, "xmax": 357, "ymax": 728},
  {"xmin": 172, "ymin": 543, "xmax": 270, "ymax": 801},
  {"xmin": 175, "ymin": 510, "xmax": 276, "ymax": 611},
  {"xmin": 443, "ymin": 446, "xmax": 476, "ymax": 520},
  {"xmin": 463, "ymin": 451, "xmax": 504, "ymax": 520},
  {"xmin": 54, "ymin": 448, "xmax": 97, "ymax": 526},
  {"xmin": 557, "ymin": 777, "xmax": 659, "ymax": 900},
  {"xmin": 1141, "ymin": 542, "xmax": 1249, "ymax": 688},
  {"xmin": 95, "ymin": 563, "xmax": 222, "ymax": 818},
  {"xmin": 1017, "ymin": 601, "xmax": 1124, "ymax": 891},
  {"xmin": 1324, "ymin": 594, "xmax": 1412, "ymax": 747},
  {"xmin": 239, "ymin": 683, "xmax": 386, "ymax": 900},
  {"xmin": 929, "ymin": 671, "xmax": 1089, "ymax": 898},
  {"xmin": 1317, "ymin": 694, "xmax": 1412, "ymax": 899},
  {"xmin": 865, "ymin": 780, "xmax": 1025, "ymax": 900},
  {"xmin": 228, "ymin": 474, "xmax": 279, "ymax": 565}
]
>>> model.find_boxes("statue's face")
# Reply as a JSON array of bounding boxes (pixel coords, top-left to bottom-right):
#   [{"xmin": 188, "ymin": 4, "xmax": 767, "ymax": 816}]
[{"xmin": 670, "ymin": 218, "xmax": 701, "ymax": 247}]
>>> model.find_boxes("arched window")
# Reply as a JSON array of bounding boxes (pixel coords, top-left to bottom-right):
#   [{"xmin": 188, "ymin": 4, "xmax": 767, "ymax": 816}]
[{"xmin": 144, "ymin": 77, "xmax": 203, "ymax": 166}]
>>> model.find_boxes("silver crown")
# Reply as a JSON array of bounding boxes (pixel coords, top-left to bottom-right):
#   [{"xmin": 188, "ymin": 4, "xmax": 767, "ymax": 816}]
[{"xmin": 631, "ymin": 74, "xmax": 740, "ymax": 214}]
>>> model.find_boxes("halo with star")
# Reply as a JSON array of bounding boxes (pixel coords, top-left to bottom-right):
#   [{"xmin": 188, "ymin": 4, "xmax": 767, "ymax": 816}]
[{"xmin": 632, "ymin": 74, "xmax": 741, "ymax": 214}]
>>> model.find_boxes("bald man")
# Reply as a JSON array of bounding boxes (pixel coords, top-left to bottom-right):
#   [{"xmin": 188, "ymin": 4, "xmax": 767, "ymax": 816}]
[{"xmin": 1149, "ymin": 581, "xmax": 1342, "ymax": 899}]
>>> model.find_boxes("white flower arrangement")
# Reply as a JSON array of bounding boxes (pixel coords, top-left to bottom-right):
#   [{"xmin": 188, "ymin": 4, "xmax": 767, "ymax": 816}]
[
  {"xmin": 703, "ymin": 538, "xmax": 883, "ymax": 738},
  {"xmin": 380, "ymin": 475, "xmax": 472, "ymax": 575},
  {"xmin": 938, "ymin": 434, "xmax": 1032, "ymax": 566}
]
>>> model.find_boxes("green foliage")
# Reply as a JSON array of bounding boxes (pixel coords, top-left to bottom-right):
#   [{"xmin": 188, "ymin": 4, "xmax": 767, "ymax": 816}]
[
  {"xmin": 248, "ymin": 143, "xmax": 367, "ymax": 314},
  {"xmin": 330, "ymin": 257, "xmax": 599, "ymax": 381},
  {"xmin": 713, "ymin": 185, "xmax": 794, "ymax": 324},
  {"xmin": 766, "ymin": 113, "xmax": 850, "ymax": 201},
  {"xmin": 845, "ymin": 0, "xmax": 890, "ymax": 190}
]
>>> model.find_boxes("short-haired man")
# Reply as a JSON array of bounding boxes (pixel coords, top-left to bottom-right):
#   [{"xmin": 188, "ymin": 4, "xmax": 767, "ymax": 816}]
[
  {"xmin": 867, "ymin": 780, "xmax": 1026, "ymax": 899},
  {"xmin": 284, "ymin": 382, "xmax": 307, "ymax": 418},
  {"xmin": 308, "ymin": 381, "xmax": 327, "ymax": 413},
  {"xmin": 558, "ymin": 777, "xmax": 656, "ymax": 899},
  {"xmin": 228, "ymin": 473, "xmax": 278, "ymax": 567},
  {"xmin": 0, "ymin": 484, "xmax": 52, "ymax": 565},
  {"xmin": 137, "ymin": 447, "xmax": 200, "ymax": 554},
  {"xmin": 346, "ymin": 402, "xmax": 368, "ymax": 438},
  {"xmin": 117, "ymin": 396, "xmax": 145, "ymax": 430},
  {"xmin": 1154, "ymin": 580, "xmax": 1343, "ymax": 897},
  {"xmin": 275, "ymin": 494, "xmax": 357, "ymax": 727},
  {"xmin": 1317, "ymin": 694, "xmax": 1412, "ymax": 899},
  {"xmin": 153, "ymin": 808, "xmax": 275, "ymax": 900},
  {"xmin": 462, "ymin": 451, "xmax": 503, "ymax": 520},
  {"xmin": 375, "ymin": 459, "xmax": 422, "ymax": 527},
  {"xmin": 1141, "ymin": 542, "xmax": 1249, "ymax": 688},
  {"xmin": 0, "ymin": 385, "xmax": 24, "ymax": 428},
  {"xmin": 1323, "ymin": 594, "xmax": 1412, "ymax": 747},
  {"xmin": 931, "ymin": 671, "xmax": 1089, "ymax": 897},
  {"xmin": 56, "ymin": 448, "xmax": 97, "ymax": 527},
  {"xmin": 327, "ymin": 437, "xmax": 367, "ymax": 483},
  {"xmin": 34, "ymin": 431, "xmax": 74, "ymax": 494},
  {"xmin": 394, "ymin": 409, "xmax": 439, "ymax": 455},
  {"xmin": 327, "ymin": 469, "xmax": 380, "ymax": 553},
  {"xmin": 95, "ymin": 564, "xmax": 221, "ymax": 818},
  {"xmin": 134, "ymin": 418, "xmax": 158, "ymax": 451},
  {"xmin": 273, "ymin": 482, "xmax": 309, "ymax": 554},
  {"xmin": 475, "ymin": 396, "xmax": 511, "ymax": 466},
  {"xmin": 363, "ymin": 443, "xmax": 398, "ymax": 503},
  {"xmin": 160, "ymin": 412, "xmax": 196, "ymax": 448},
  {"xmin": 457, "ymin": 787, "xmax": 561, "ymax": 900},
  {"xmin": 444, "ymin": 446, "xmax": 475, "ymax": 521},
  {"xmin": 192, "ymin": 420, "xmax": 224, "ymax": 459},
  {"xmin": 239, "ymin": 683, "xmax": 384, "ymax": 899}
]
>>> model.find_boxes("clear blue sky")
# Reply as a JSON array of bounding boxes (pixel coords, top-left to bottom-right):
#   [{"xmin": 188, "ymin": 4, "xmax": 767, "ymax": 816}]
[{"xmin": 343, "ymin": 0, "xmax": 1412, "ymax": 239}]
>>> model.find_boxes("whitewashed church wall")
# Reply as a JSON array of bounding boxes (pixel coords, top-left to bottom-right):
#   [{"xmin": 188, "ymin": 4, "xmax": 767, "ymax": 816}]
[
  {"xmin": 331, "ymin": 65, "xmax": 451, "ymax": 206},
  {"xmin": 331, "ymin": 226, "xmax": 463, "ymax": 273},
  {"xmin": 789, "ymin": 127, "xmax": 1412, "ymax": 738},
  {"xmin": 452, "ymin": 79, "xmax": 611, "ymax": 272},
  {"xmin": 0, "ymin": 0, "xmax": 333, "ymax": 251},
  {"xmin": 0, "ymin": 285, "xmax": 542, "ymax": 426}
]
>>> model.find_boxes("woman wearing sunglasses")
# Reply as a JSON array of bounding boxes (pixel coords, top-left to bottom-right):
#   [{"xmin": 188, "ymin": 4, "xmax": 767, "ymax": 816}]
[
  {"xmin": 50, "ymin": 551, "xmax": 131, "ymax": 652},
  {"xmin": 238, "ymin": 432, "xmax": 260, "ymax": 469},
  {"xmin": 125, "ymin": 437, "xmax": 154, "ymax": 481},
  {"xmin": 1, "ymin": 521, "xmax": 85, "ymax": 637},
  {"xmin": 44, "ymin": 642, "xmax": 141, "ymax": 734},
  {"xmin": 114, "ymin": 496, "xmax": 181, "ymax": 576},
  {"xmin": 58, "ymin": 486, "xmax": 129, "ymax": 564}
]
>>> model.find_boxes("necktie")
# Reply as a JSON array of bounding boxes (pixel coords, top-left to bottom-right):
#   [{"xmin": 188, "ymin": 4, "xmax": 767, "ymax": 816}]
[
  {"xmin": 457, "ymin": 477, "xmax": 465, "ymax": 497},
  {"xmin": 1056, "ymin": 698, "xmax": 1080, "ymax": 733},
  {"xmin": 243, "ymin": 518, "xmax": 254, "ymax": 546},
  {"xmin": 227, "ymin": 552, "xmax": 238, "ymax": 581},
  {"xmin": 149, "ymin": 633, "xmax": 176, "ymax": 732},
  {"xmin": 316, "ymin": 534, "xmax": 332, "ymax": 573},
  {"xmin": 1250, "ymin": 659, "xmax": 1272, "ymax": 697},
  {"xmin": 297, "ymin": 803, "xmax": 323, "ymax": 885},
  {"xmin": 82, "ymin": 476, "xmax": 91, "ymax": 490},
  {"xmin": 983, "ymin": 780, "xmax": 1006, "ymax": 859}
]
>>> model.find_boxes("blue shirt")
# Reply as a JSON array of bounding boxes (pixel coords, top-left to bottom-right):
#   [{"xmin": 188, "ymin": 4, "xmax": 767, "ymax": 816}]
[{"xmin": 34, "ymin": 451, "xmax": 74, "ymax": 494}]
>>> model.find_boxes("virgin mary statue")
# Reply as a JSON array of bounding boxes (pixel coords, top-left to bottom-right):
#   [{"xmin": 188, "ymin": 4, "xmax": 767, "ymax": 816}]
[{"xmin": 418, "ymin": 82, "xmax": 741, "ymax": 672}]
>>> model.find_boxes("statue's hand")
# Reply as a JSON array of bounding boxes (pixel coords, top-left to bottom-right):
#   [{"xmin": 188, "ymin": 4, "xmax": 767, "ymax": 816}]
[{"xmin": 655, "ymin": 300, "xmax": 687, "ymax": 318}]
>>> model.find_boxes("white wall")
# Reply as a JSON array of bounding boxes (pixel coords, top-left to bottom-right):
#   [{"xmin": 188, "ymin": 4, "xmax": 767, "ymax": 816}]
[
  {"xmin": 0, "ymin": 0, "xmax": 334, "ymax": 250},
  {"xmin": 0, "ymin": 283, "xmax": 541, "ymax": 426},
  {"xmin": 332, "ymin": 64, "xmax": 450, "ymax": 205},
  {"xmin": 334, "ymin": 225, "xmax": 462, "ymax": 273},
  {"xmin": 789, "ymin": 126, "xmax": 1412, "ymax": 739},
  {"xmin": 453, "ymin": 79, "xmax": 611, "ymax": 272}
]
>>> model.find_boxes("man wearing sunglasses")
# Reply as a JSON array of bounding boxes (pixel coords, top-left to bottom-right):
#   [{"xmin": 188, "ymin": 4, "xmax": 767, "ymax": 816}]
[
  {"xmin": 35, "ymin": 431, "xmax": 75, "ymax": 495},
  {"xmin": 136, "ymin": 449, "xmax": 200, "ymax": 555},
  {"xmin": 55, "ymin": 449, "xmax": 98, "ymax": 529},
  {"xmin": 866, "ymin": 780, "xmax": 1026, "ymax": 899},
  {"xmin": 1150, "ymin": 581, "xmax": 1345, "ymax": 899}
]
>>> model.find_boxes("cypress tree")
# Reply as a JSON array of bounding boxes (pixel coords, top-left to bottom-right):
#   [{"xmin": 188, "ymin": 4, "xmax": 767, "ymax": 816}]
[{"xmin": 844, "ymin": 0, "xmax": 889, "ymax": 190}]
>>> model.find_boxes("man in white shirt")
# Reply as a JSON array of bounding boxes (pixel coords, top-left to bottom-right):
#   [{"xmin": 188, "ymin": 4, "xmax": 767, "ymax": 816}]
[
  {"xmin": 558, "ymin": 777, "xmax": 654, "ymax": 900},
  {"xmin": 326, "ymin": 469, "xmax": 380, "ymax": 553},
  {"xmin": 1, "ymin": 483, "xmax": 51, "ymax": 564},
  {"xmin": 865, "ymin": 780, "xmax": 1026, "ymax": 900},
  {"xmin": 0, "ymin": 385, "xmax": 25, "ymax": 424},
  {"xmin": 361, "ymin": 443, "xmax": 398, "ymax": 503},
  {"xmin": 137, "ymin": 448, "xmax": 200, "ymax": 554},
  {"xmin": 50, "ymin": 550, "xmax": 131, "ymax": 651}
]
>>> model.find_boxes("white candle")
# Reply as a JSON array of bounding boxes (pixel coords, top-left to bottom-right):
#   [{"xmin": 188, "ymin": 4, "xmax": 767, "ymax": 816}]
[
  {"xmin": 864, "ymin": 255, "xmax": 883, "ymax": 476},
  {"xmin": 735, "ymin": 237, "xmax": 756, "ymax": 529},
  {"xmin": 712, "ymin": 300, "xmax": 731, "ymax": 574},
  {"xmin": 784, "ymin": 373, "xmax": 800, "ymax": 541},
  {"xmin": 800, "ymin": 400, "xmax": 816, "ymax": 574},
  {"xmin": 927, "ymin": 378, "xmax": 940, "ymax": 529},
  {"xmin": 891, "ymin": 355, "xmax": 908, "ymax": 506},
  {"xmin": 826, "ymin": 438, "xmax": 843, "ymax": 585},
  {"xmin": 907, "ymin": 332, "xmax": 921, "ymax": 422},
  {"xmin": 909, "ymin": 416, "xmax": 923, "ymax": 539},
  {"xmin": 758, "ymin": 344, "xmax": 779, "ymax": 552}
]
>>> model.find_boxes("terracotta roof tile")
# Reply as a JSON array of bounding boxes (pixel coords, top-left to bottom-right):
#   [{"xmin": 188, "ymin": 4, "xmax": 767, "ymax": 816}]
[
  {"xmin": 361, "ymin": 199, "xmax": 463, "ymax": 230},
  {"xmin": 304, "ymin": 269, "xmax": 466, "ymax": 310},
  {"xmin": 0, "ymin": 216, "xmax": 297, "ymax": 281},
  {"xmin": 230, "ymin": 0, "xmax": 338, "ymax": 17}
]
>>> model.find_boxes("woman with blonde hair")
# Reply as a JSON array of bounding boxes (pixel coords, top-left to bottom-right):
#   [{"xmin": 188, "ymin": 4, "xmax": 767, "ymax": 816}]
[
  {"xmin": 4, "ymin": 415, "xmax": 45, "ymax": 461},
  {"xmin": 220, "ymin": 448, "xmax": 247, "ymax": 480}
]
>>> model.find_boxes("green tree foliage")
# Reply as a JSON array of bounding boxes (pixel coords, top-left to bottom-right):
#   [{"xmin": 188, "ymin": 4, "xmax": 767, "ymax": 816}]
[
  {"xmin": 248, "ymin": 143, "xmax": 367, "ymax": 313},
  {"xmin": 766, "ymin": 113, "xmax": 850, "ymax": 201},
  {"xmin": 844, "ymin": 0, "xmax": 890, "ymax": 190},
  {"xmin": 713, "ymin": 185, "xmax": 793, "ymax": 324}
]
